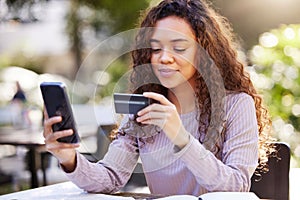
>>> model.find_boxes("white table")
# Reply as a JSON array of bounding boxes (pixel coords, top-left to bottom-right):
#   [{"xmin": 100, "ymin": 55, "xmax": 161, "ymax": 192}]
[
  {"xmin": 0, "ymin": 181, "xmax": 264, "ymax": 200},
  {"xmin": 0, "ymin": 181, "xmax": 144, "ymax": 200}
]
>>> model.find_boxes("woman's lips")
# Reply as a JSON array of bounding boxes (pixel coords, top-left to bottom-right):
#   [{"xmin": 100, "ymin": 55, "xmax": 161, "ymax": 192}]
[{"xmin": 158, "ymin": 68, "xmax": 178, "ymax": 78}]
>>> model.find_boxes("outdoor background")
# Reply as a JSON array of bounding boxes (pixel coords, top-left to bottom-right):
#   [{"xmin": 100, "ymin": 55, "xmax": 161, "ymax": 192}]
[{"xmin": 1, "ymin": 0, "xmax": 300, "ymax": 196}]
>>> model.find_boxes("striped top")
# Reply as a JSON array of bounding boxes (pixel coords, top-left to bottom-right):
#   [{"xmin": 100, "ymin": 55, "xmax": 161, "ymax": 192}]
[{"xmin": 64, "ymin": 92, "xmax": 259, "ymax": 196}]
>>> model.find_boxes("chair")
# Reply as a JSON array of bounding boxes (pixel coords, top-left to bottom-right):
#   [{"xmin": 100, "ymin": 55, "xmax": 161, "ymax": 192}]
[
  {"xmin": 250, "ymin": 142, "xmax": 290, "ymax": 200},
  {"xmin": 82, "ymin": 124, "xmax": 116, "ymax": 162},
  {"xmin": 0, "ymin": 170, "xmax": 12, "ymax": 186}
]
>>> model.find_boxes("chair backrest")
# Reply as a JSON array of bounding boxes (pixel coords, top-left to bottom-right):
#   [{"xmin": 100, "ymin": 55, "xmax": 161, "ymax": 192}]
[
  {"xmin": 250, "ymin": 142, "xmax": 290, "ymax": 200},
  {"xmin": 95, "ymin": 124, "xmax": 116, "ymax": 160},
  {"xmin": 82, "ymin": 124, "xmax": 116, "ymax": 162}
]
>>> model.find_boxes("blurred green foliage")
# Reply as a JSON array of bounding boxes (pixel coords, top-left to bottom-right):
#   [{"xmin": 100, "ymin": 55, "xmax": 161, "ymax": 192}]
[
  {"xmin": 65, "ymin": 0, "xmax": 150, "ymax": 77},
  {"xmin": 97, "ymin": 58, "xmax": 130, "ymax": 101},
  {"xmin": 248, "ymin": 24, "xmax": 300, "ymax": 166},
  {"xmin": 64, "ymin": 0, "xmax": 151, "ymax": 102},
  {"xmin": 75, "ymin": 0, "xmax": 150, "ymax": 34},
  {"xmin": 0, "ymin": 53, "xmax": 45, "ymax": 74}
]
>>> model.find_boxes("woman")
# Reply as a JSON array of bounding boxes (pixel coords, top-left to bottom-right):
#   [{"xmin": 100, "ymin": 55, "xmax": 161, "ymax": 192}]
[{"xmin": 43, "ymin": 0, "xmax": 274, "ymax": 196}]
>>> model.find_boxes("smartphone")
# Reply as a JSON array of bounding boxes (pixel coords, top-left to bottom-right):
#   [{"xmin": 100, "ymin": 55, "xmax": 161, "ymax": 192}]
[
  {"xmin": 113, "ymin": 93, "xmax": 151, "ymax": 115},
  {"xmin": 40, "ymin": 82, "xmax": 79, "ymax": 143}
]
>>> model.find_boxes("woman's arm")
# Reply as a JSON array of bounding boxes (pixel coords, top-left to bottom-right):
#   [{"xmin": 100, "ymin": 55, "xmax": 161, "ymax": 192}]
[
  {"xmin": 62, "ymin": 134, "xmax": 139, "ymax": 193},
  {"xmin": 42, "ymin": 109, "xmax": 140, "ymax": 194}
]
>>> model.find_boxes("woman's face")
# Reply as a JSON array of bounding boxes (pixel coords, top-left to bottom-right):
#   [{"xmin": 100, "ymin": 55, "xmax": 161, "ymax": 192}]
[{"xmin": 150, "ymin": 16, "xmax": 198, "ymax": 90}]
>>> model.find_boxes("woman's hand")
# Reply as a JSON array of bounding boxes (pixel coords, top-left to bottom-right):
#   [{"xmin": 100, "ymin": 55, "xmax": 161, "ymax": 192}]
[
  {"xmin": 136, "ymin": 92, "xmax": 190, "ymax": 148},
  {"xmin": 43, "ymin": 110, "xmax": 79, "ymax": 172}
]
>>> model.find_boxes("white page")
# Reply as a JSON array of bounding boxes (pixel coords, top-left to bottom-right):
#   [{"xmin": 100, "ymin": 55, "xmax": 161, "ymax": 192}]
[
  {"xmin": 155, "ymin": 195, "xmax": 197, "ymax": 200},
  {"xmin": 154, "ymin": 192, "xmax": 259, "ymax": 200},
  {"xmin": 200, "ymin": 192, "xmax": 259, "ymax": 200}
]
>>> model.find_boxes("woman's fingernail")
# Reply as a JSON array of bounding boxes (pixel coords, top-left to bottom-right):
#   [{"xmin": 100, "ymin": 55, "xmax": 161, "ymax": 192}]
[{"xmin": 129, "ymin": 114, "xmax": 135, "ymax": 120}]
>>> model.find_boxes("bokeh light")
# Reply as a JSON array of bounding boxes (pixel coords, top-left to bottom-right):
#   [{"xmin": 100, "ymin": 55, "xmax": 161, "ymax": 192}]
[{"xmin": 249, "ymin": 24, "xmax": 300, "ymax": 167}]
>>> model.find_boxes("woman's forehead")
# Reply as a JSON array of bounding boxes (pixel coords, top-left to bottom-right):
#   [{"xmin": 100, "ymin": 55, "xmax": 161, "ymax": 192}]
[{"xmin": 151, "ymin": 16, "xmax": 196, "ymax": 41}]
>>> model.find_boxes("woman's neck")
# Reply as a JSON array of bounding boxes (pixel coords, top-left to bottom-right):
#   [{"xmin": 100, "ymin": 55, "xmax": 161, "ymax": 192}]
[{"xmin": 168, "ymin": 83, "xmax": 196, "ymax": 114}]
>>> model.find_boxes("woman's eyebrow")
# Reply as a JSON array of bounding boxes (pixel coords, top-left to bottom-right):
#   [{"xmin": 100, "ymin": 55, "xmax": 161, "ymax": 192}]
[
  {"xmin": 150, "ymin": 39, "xmax": 160, "ymax": 43},
  {"xmin": 150, "ymin": 38, "xmax": 189, "ymax": 43},
  {"xmin": 170, "ymin": 38, "xmax": 189, "ymax": 43}
]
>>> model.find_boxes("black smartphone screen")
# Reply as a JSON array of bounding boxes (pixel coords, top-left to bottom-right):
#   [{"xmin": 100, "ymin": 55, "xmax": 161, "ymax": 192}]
[{"xmin": 40, "ymin": 82, "xmax": 79, "ymax": 143}]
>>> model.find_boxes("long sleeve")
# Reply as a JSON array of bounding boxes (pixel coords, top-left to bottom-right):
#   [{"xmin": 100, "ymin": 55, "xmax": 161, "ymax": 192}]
[
  {"xmin": 63, "ymin": 134, "xmax": 139, "ymax": 193},
  {"xmin": 174, "ymin": 93, "xmax": 259, "ymax": 192}
]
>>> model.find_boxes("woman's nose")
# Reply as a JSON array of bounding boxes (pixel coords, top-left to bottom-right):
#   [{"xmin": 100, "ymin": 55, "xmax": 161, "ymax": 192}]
[{"xmin": 160, "ymin": 49, "xmax": 174, "ymax": 64}]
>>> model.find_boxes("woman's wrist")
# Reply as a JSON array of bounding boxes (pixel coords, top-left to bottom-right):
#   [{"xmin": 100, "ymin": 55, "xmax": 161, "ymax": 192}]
[
  {"xmin": 173, "ymin": 128, "xmax": 190, "ymax": 149},
  {"xmin": 59, "ymin": 152, "xmax": 77, "ymax": 173}
]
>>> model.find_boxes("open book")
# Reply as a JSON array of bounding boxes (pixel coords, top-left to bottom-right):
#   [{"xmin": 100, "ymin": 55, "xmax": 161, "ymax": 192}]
[{"xmin": 155, "ymin": 192, "xmax": 259, "ymax": 200}]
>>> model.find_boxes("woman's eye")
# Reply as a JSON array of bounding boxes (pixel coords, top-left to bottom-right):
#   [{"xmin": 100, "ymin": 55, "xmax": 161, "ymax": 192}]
[
  {"xmin": 151, "ymin": 48, "xmax": 161, "ymax": 53},
  {"xmin": 174, "ymin": 48, "xmax": 186, "ymax": 52}
]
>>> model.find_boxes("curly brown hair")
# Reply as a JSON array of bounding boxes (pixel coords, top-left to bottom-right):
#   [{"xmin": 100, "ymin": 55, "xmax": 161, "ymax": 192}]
[{"xmin": 115, "ymin": 0, "xmax": 275, "ymax": 172}]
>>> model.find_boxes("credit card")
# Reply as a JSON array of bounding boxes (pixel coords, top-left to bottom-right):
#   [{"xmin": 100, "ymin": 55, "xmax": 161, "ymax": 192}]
[{"xmin": 113, "ymin": 93, "xmax": 150, "ymax": 114}]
